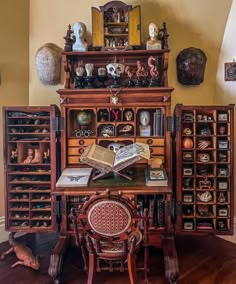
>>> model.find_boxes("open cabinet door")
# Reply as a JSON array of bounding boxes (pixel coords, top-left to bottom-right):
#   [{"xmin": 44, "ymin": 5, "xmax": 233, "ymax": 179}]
[
  {"xmin": 174, "ymin": 104, "xmax": 234, "ymax": 236},
  {"xmin": 92, "ymin": 7, "xmax": 104, "ymax": 48},
  {"xmin": 128, "ymin": 5, "xmax": 141, "ymax": 47},
  {"xmin": 2, "ymin": 104, "xmax": 61, "ymax": 233}
]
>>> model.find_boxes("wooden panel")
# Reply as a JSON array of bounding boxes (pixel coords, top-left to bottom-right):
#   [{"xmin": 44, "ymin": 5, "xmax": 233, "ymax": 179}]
[
  {"xmin": 92, "ymin": 7, "xmax": 104, "ymax": 47},
  {"xmin": 128, "ymin": 5, "xmax": 141, "ymax": 46}
]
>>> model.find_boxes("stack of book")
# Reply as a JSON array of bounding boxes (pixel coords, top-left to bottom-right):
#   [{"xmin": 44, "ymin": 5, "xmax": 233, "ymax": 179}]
[{"xmin": 145, "ymin": 167, "xmax": 168, "ymax": 186}]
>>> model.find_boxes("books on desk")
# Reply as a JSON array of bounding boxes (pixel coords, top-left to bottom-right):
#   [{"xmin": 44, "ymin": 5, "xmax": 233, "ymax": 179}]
[
  {"xmin": 56, "ymin": 167, "xmax": 93, "ymax": 187},
  {"xmin": 145, "ymin": 167, "xmax": 168, "ymax": 186},
  {"xmin": 80, "ymin": 142, "xmax": 150, "ymax": 180}
]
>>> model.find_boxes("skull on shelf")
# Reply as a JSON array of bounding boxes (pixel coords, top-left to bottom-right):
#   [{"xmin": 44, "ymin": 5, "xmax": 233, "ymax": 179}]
[{"xmin": 106, "ymin": 63, "xmax": 125, "ymax": 77}]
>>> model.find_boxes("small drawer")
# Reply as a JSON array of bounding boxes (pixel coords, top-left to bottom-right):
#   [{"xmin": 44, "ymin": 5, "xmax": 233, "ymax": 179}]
[
  {"xmin": 136, "ymin": 138, "xmax": 164, "ymax": 146},
  {"xmin": 67, "ymin": 156, "xmax": 83, "ymax": 164},
  {"xmin": 68, "ymin": 147, "xmax": 85, "ymax": 155},
  {"xmin": 67, "ymin": 138, "xmax": 96, "ymax": 147},
  {"xmin": 150, "ymin": 147, "xmax": 165, "ymax": 155}
]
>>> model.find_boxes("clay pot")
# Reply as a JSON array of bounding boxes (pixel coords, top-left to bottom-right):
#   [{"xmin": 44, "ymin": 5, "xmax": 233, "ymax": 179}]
[{"xmin": 183, "ymin": 137, "xmax": 193, "ymax": 148}]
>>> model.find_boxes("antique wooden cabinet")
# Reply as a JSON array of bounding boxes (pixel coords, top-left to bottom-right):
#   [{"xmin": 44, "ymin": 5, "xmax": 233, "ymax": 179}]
[
  {"xmin": 2, "ymin": 34, "xmax": 235, "ymax": 284},
  {"xmin": 92, "ymin": 0, "xmax": 141, "ymax": 50},
  {"xmin": 2, "ymin": 105, "xmax": 60, "ymax": 232},
  {"xmin": 49, "ymin": 47, "xmax": 179, "ymax": 283},
  {"xmin": 173, "ymin": 104, "xmax": 234, "ymax": 235}
]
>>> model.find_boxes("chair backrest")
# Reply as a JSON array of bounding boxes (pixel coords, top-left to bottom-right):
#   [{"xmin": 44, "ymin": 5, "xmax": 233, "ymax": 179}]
[{"xmin": 78, "ymin": 190, "xmax": 141, "ymax": 245}]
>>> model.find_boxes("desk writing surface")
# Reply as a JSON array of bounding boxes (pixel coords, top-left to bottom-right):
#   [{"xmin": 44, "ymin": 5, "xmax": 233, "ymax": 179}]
[{"xmin": 54, "ymin": 167, "xmax": 171, "ymax": 194}]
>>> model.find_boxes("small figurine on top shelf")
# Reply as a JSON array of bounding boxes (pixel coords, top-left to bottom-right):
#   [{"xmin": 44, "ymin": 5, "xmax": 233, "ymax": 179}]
[
  {"xmin": 63, "ymin": 24, "xmax": 75, "ymax": 52},
  {"xmin": 146, "ymin": 22, "xmax": 161, "ymax": 50},
  {"xmin": 72, "ymin": 22, "xmax": 88, "ymax": 52}
]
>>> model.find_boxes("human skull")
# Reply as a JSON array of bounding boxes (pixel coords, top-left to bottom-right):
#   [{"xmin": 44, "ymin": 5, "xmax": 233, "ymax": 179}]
[
  {"xmin": 108, "ymin": 142, "xmax": 125, "ymax": 153},
  {"xmin": 106, "ymin": 63, "xmax": 125, "ymax": 77},
  {"xmin": 197, "ymin": 153, "xmax": 210, "ymax": 163}
]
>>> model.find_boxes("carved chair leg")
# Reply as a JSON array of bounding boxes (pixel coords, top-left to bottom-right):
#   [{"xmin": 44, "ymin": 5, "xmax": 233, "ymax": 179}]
[
  {"xmin": 48, "ymin": 235, "xmax": 70, "ymax": 284},
  {"xmin": 162, "ymin": 235, "xmax": 179, "ymax": 283},
  {"xmin": 87, "ymin": 253, "xmax": 96, "ymax": 284},
  {"xmin": 79, "ymin": 235, "xmax": 88, "ymax": 272},
  {"xmin": 127, "ymin": 253, "xmax": 137, "ymax": 284},
  {"xmin": 143, "ymin": 245, "xmax": 149, "ymax": 283}
]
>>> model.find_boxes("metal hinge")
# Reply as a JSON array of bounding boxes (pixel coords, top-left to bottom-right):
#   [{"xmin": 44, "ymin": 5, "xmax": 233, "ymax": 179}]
[
  {"xmin": 167, "ymin": 116, "xmax": 181, "ymax": 133},
  {"xmin": 168, "ymin": 199, "xmax": 181, "ymax": 221},
  {"xmin": 53, "ymin": 200, "xmax": 65, "ymax": 216},
  {"xmin": 52, "ymin": 116, "xmax": 64, "ymax": 132}
]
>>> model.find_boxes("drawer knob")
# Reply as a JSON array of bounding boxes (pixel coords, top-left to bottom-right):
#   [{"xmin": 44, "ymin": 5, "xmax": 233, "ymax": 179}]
[
  {"xmin": 147, "ymin": 139, "xmax": 153, "ymax": 145},
  {"xmin": 78, "ymin": 140, "xmax": 84, "ymax": 145},
  {"xmin": 79, "ymin": 148, "xmax": 84, "ymax": 154}
]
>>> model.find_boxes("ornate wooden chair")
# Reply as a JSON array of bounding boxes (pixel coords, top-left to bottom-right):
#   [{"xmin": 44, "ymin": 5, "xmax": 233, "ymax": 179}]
[{"xmin": 70, "ymin": 189, "xmax": 149, "ymax": 284}]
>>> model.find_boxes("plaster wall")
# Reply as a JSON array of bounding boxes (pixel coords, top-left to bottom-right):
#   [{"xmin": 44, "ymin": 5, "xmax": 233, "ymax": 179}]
[
  {"xmin": 0, "ymin": 0, "xmax": 29, "ymax": 216},
  {"xmin": 29, "ymin": 0, "xmax": 232, "ymax": 108},
  {"xmin": 216, "ymin": 0, "xmax": 236, "ymax": 215}
]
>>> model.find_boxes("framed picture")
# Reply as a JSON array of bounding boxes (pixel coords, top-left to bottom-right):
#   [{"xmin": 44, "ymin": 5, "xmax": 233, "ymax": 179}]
[
  {"xmin": 218, "ymin": 140, "xmax": 228, "ymax": 149},
  {"xmin": 183, "ymin": 151, "xmax": 194, "ymax": 161},
  {"xmin": 218, "ymin": 181, "xmax": 228, "ymax": 190},
  {"xmin": 183, "ymin": 168, "xmax": 193, "ymax": 176},
  {"xmin": 183, "ymin": 221, "xmax": 193, "ymax": 230},
  {"xmin": 224, "ymin": 62, "xmax": 236, "ymax": 81},
  {"xmin": 217, "ymin": 112, "xmax": 228, "ymax": 122}
]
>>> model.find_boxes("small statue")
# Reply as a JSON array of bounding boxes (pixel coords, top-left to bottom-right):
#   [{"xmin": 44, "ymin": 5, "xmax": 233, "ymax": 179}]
[
  {"xmin": 11, "ymin": 149, "xmax": 18, "ymax": 163},
  {"xmin": 72, "ymin": 22, "xmax": 88, "ymax": 52},
  {"xmin": 84, "ymin": 64, "xmax": 95, "ymax": 88},
  {"xmin": 146, "ymin": 22, "xmax": 161, "ymax": 50},
  {"xmin": 139, "ymin": 110, "xmax": 151, "ymax": 136},
  {"xmin": 85, "ymin": 63, "xmax": 94, "ymax": 77},
  {"xmin": 1, "ymin": 233, "xmax": 40, "ymax": 270},
  {"xmin": 23, "ymin": 148, "xmax": 34, "ymax": 164},
  {"xmin": 63, "ymin": 24, "xmax": 75, "ymax": 51}
]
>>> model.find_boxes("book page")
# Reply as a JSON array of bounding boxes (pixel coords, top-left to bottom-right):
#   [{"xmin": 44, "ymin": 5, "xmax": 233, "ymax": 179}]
[
  {"xmin": 114, "ymin": 142, "xmax": 150, "ymax": 167},
  {"xmin": 86, "ymin": 144, "xmax": 116, "ymax": 168}
]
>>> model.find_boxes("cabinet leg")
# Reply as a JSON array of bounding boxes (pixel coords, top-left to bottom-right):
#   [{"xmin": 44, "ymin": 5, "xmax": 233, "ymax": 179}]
[
  {"xmin": 162, "ymin": 235, "xmax": 179, "ymax": 283},
  {"xmin": 48, "ymin": 235, "xmax": 70, "ymax": 284}
]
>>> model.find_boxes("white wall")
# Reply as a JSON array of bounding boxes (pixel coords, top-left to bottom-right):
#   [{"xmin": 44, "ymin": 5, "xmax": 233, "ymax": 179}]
[{"xmin": 216, "ymin": 0, "xmax": 236, "ymax": 214}]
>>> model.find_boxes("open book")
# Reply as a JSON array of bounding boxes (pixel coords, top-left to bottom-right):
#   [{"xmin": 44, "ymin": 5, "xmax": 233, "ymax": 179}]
[
  {"xmin": 80, "ymin": 142, "xmax": 150, "ymax": 180},
  {"xmin": 56, "ymin": 167, "xmax": 93, "ymax": 187}
]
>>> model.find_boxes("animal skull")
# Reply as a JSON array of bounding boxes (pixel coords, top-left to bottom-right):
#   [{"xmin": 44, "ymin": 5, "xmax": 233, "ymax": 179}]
[
  {"xmin": 107, "ymin": 142, "xmax": 125, "ymax": 153},
  {"xmin": 106, "ymin": 63, "xmax": 125, "ymax": 77}
]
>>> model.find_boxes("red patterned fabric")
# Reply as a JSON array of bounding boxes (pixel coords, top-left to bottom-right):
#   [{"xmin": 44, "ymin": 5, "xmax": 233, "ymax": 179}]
[{"xmin": 88, "ymin": 200, "xmax": 131, "ymax": 236}]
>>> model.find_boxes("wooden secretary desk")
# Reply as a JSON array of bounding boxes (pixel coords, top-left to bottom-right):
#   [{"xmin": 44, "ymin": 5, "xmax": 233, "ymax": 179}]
[
  {"xmin": 48, "ymin": 47, "xmax": 178, "ymax": 283},
  {"xmin": 2, "ymin": 2, "xmax": 234, "ymax": 283}
]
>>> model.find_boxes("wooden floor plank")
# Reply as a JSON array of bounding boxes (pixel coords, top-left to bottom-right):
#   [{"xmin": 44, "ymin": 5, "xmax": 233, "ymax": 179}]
[{"xmin": 0, "ymin": 233, "xmax": 236, "ymax": 283}]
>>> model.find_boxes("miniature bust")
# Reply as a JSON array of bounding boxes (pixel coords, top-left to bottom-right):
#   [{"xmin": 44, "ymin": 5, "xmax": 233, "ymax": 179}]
[
  {"xmin": 146, "ymin": 22, "xmax": 161, "ymax": 50},
  {"xmin": 72, "ymin": 22, "xmax": 88, "ymax": 52},
  {"xmin": 85, "ymin": 63, "xmax": 94, "ymax": 77},
  {"xmin": 75, "ymin": 66, "xmax": 85, "ymax": 77},
  {"xmin": 139, "ymin": 111, "xmax": 151, "ymax": 136}
]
